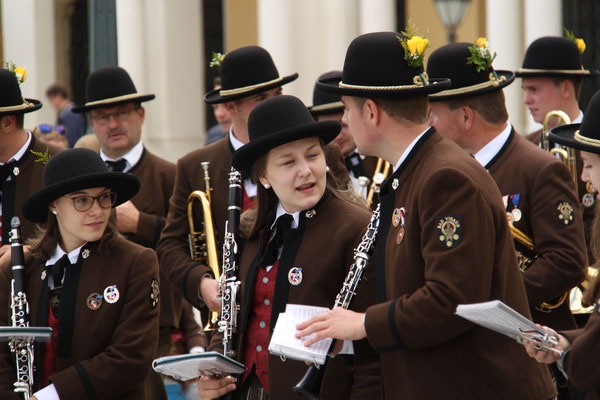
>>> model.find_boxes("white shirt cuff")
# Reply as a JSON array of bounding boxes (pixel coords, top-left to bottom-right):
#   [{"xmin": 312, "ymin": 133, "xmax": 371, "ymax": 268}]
[{"xmin": 34, "ymin": 383, "xmax": 60, "ymax": 400}]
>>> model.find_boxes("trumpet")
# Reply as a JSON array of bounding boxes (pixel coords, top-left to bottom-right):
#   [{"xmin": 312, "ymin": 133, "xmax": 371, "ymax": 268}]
[
  {"xmin": 542, "ymin": 110, "xmax": 577, "ymax": 195},
  {"xmin": 365, "ymin": 158, "xmax": 391, "ymax": 209},
  {"xmin": 508, "ymin": 222, "xmax": 568, "ymax": 312},
  {"xmin": 187, "ymin": 161, "xmax": 220, "ymax": 331}
]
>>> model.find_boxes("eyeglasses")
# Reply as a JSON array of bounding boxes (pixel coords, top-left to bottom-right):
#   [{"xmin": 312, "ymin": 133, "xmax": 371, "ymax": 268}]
[
  {"xmin": 39, "ymin": 124, "xmax": 66, "ymax": 134},
  {"xmin": 89, "ymin": 106, "xmax": 139, "ymax": 126},
  {"xmin": 64, "ymin": 192, "xmax": 117, "ymax": 212}
]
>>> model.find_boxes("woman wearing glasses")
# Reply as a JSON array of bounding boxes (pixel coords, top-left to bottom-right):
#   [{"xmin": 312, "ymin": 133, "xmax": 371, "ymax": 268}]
[{"xmin": 0, "ymin": 148, "xmax": 160, "ymax": 399}]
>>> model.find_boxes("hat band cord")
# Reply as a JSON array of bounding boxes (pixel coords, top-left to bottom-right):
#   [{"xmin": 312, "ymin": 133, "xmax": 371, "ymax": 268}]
[
  {"xmin": 574, "ymin": 130, "xmax": 600, "ymax": 147},
  {"xmin": 0, "ymin": 98, "xmax": 33, "ymax": 112},
  {"xmin": 85, "ymin": 93, "xmax": 145, "ymax": 107},
  {"xmin": 517, "ymin": 67, "xmax": 590, "ymax": 75},
  {"xmin": 219, "ymin": 77, "xmax": 283, "ymax": 96},
  {"xmin": 310, "ymin": 101, "xmax": 344, "ymax": 112},
  {"xmin": 339, "ymin": 72, "xmax": 431, "ymax": 91},
  {"xmin": 430, "ymin": 74, "xmax": 507, "ymax": 97}
]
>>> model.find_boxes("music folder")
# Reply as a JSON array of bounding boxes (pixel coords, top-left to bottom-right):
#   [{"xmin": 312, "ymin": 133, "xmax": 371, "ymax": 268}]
[{"xmin": 152, "ymin": 352, "xmax": 246, "ymax": 381}]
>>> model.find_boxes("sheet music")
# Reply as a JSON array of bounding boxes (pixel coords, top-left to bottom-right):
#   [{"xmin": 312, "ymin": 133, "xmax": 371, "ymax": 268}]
[{"xmin": 455, "ymin": 300, "xmax": 544, "ymax": 340}]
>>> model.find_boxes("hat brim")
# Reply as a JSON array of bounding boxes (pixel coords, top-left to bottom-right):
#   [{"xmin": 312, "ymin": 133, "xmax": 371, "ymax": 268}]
[
  {"xmin": 309, "ymin": 101, "xmax": 345, "ymax": 117},
  {"xmin": 204, "ymin": 73, "xmax": 299, "ymax": 104},
  {"xmin": 548, "ymin": 123, "xmax": 600, "ymax": 154},
  {"xmin": 22, "ymin": 172, "xmax": 140, "ymax": 223},
  {"xmin": 72, "ymin": 94, "xmax": 155, "ymax": 113},
  {"xmin": 232, "ymin": 120, "xmax": 340, "ymax": 172},
  {"xmin": 429, "ymin": 70, "xmax": 515, "ymax": 102},
  {"xmin": 0, "ymin": 98, "xmax": 42, "ymax": 116},
  {"xmin": 316, "ymin": 76, "xmax": 452, "ymax": 99},
  {"xmin": 515, "ymin": 68, "xmax": 599, "ymax": 78}
]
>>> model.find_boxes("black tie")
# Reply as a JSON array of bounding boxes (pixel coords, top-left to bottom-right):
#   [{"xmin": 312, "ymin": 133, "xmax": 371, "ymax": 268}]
[
  {"xmin": 260, "ymin": 214, "xmax": 293, "ymax": 268},
  {"xmin": 344, "ymin": 153, "xmax": 365, "ymax": 178},
  {"xmin": 105, "ymin": 159, "xmax": 127, "ymax": 172},
  {"xmin": 51, "ymin": 254, "xmax": 71, "ymax": 288}
]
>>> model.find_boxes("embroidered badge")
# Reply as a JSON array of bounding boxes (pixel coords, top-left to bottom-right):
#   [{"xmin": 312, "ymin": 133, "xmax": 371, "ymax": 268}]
[
  {"xmin": 82, "ymin": 249, "xmax": 90, "ymax": 259},
  {"xmin": 41, "ymin": 270, "xmax": 46, "ymax": 281},
  {"xmin": 150, "ymin": 278, "xmax": 160, "ymax": 308},
  {"xmin": 288, "ymin": 267, "xmax": 303, "ymax": 286},
  {"xmin": 392, "ymin": 179, "xmax": 399, "ymax": 191},
  {"xmin": 305, "ymin": 210, "xmax": 316, "ymax": 218},
  {"xmin": 556, "ymin": 201, "xmax": 574, "ymax": 225},
  {"xmin": 582, "ymin": 192, "xmax": 595, "ymax": 208},
  {"xmin": 103, "ymin": 285, "xmax": 120, "ymax": 304},
  {"xmin": 436, "ymin": 215, "xmax": 462, "ymax": 249},
  {"xmin": 86, "ymin": 293, "xmax": 103, "ymax": 310}
]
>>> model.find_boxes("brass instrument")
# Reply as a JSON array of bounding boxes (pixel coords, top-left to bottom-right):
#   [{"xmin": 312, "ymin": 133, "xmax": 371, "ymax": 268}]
[
  {"xmin": 365, "ymin": 158, "xmax": 391, "ymax": 208},
  {"xmin": 293, "ymin": 205, "xmax": 380, "ymax": 399},
  {"xmin": 542, "ymin": 110, "xmax": 577, "ymax": 195},
  {"xmin": 187, "ymin": 162, "xmax": 220, "ymax": 331},
  {"xmin": 509, "ymin": 222, "xmax": 568, "ymax": 312}
]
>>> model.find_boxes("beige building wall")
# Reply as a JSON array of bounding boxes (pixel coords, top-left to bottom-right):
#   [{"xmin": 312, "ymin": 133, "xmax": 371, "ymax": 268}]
[{"xmin": 224, "ymin": 0, "xmax": 258, "ymax": 51}]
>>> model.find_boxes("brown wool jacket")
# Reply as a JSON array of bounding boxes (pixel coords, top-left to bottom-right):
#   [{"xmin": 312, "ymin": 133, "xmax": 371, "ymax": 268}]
[
  {"xmin": 487, "ymin": 130, "xmax": 586, "ymax": 330},
  {"xmin": 1, "ymin": 136, "xmax": 62, "ymax": 245},
  {"xmin": 207, "ymin": 194, "xmax": 381, "ymax": 399},
  {"xmin": 364, "ymin": 129, "xmax": 556, "ymax": 399},
  {"xmin": 560, "ymin": 304, "xmax": 600, "ymax": 399},
  {"xmin": 157, "ymin": 136, "xmax": 351, "ymax": 310},
  {"xmin": 0, "ymin": 236, "xmax": 160, "ymax": 399}
]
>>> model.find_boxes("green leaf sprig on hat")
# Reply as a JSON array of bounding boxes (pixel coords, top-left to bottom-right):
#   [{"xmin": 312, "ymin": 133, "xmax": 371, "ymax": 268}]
[
  {"xmin": 2, "ymin": 60, "xmax": 27, "ymax": 83},
  {"xmin": 397, "ymin": 23, "xmax": 430, "ymax": 69},
  {"xmin": 209, "ymin": 52, "xmax": 225, "ymax": 70},
  {"xmin": 467, "ymin": 37, "xmax": 498, "ymax": 78},
  {"xmin": 564, "ymin": 28, "xmax": 586, "ymax": 54},
  {"xmin": 31, "ymin": 147, "xmax": 52, "ymax": 164}
]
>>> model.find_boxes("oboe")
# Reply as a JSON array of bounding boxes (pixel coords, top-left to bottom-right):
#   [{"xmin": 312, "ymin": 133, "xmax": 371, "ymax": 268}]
[
  {"xmin": 292, "ymin": 204, "xmax": 380, "ymax": 400},
  {"xmin": 8, "ymin": 217, "xmax": 34, "ymax": 398},
  {"xmin": 218, "ymin": 168, "xmax": 243, "ymax": 360}
]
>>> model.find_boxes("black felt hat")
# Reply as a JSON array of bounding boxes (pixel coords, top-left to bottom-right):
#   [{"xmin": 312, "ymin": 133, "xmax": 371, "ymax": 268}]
[
  {"xmin": 317, "ymin": 32, "xmax": 451, "ymax": 98},
  {"xmin": 72, "ymin": 66, "xmax": 155, "ymax": 113},
  {"xmin": 309, "ymin": 71, "xmax": 344, "ymax": 117},
  {"xmin": 232, "ymin": 95, "xmax": 340, "ymax": 172},
  {"xmin": 22, "ymin": 148, "xmax": 140, "ymax": 222},
  {"xmin": 0, "ymin": 68, "xmax": 42, "ymax": 116},
  {"xmin": 204, "ymin": 46, "xmax": 298, "ymax": 104},
  {"xmin": 516, "ymin": 36, "xmax": 598, "ymax": 78},
  {"xmin": 427, "ymin": 42, "xmax": 515, "ymax": 102},
  {"xmin": 549, "ymin": 90, "xmax": 600, "ymax": 154}
]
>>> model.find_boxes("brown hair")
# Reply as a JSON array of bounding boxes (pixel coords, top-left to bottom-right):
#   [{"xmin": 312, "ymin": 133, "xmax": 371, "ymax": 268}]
[
  {"xmin": 28, "ymin": 212, "xmax": 118, "ymax": 260},
  {"xmin": 550, "ymin": 76, "xmax": 583, "ymax": 100},
  {"xmin": 443, "ymin": 90, "xmax": 509, "ymax": 125},
  {"xmin": 355, "ymin": 95, "xmax": 430, "ymax": 124},
  {"xmin": 45, "ymin": 83, "xmax": 68, "ymax": 99},
  {"xmin": 239, "ymin": 141, "xmax": 352, "ymax": 238}
]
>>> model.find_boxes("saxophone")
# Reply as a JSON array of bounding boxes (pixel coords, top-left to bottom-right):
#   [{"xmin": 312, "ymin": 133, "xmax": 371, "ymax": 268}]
[
  {"xmin": 217, "ymin": 168, "xmax": 243, "ymax": 359},
  {"xmin": 5, "ymin": 217, "xmax": 52, "ymax": 398},
  {"xmin": 292, "ymin": 204, "xmax": 380, "ymax": 399}
]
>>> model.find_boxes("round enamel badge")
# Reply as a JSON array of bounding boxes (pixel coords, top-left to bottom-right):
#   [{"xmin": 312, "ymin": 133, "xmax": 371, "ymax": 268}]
[
  {"xmin": 396, "ymin": 225, "xmax": 405, "ymax": 245},
  {"xmin": 288, "ymin": 267, "xmax": 303, "ymax": 286},
  {"xmin": 87, "ymin": 293, "xmax": 103, "ymax": 311},
  {"xmin": 582, "ymin": 192, "xmax": 595, "ymax": 208},
  {"xmin": 103, "ymin": 285, "xmax": 120, "ymax": 304}
]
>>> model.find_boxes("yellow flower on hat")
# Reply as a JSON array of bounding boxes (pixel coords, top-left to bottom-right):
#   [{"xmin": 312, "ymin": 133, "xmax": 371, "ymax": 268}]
[
  {"xmin": 407, "ymin": 36, "xmax": 429, "ymax": 56},
  {"xmin": 209, "ymin": 52, "xmax": 225, "ymax": 70},
  {"xmin": 476, "ymin": 37, "xmax": 489, "ymax": 48},
  {"xmin": 467, "ymin": 38, "xmax": 497, "ymax": 73},
  {"xmin": 574, "ymin": 38, "xmax": 586, "ymax": 54},
  {"xmin": 14, "ymin": 67, "xmax": 26, "ymax": 83}
]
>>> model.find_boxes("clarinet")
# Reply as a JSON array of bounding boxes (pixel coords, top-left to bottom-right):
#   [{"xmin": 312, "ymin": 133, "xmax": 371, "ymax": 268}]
[
  {"xmin": 292, "ymin": 204, "xmax": 380, "ymax": 400},
  {"xmin": 8, "ymin": 217, "xmax": 34, "ymax": 399},
  {"xmin": 217, "ymin": 168, "xmax": 242, "ymax": 360}
]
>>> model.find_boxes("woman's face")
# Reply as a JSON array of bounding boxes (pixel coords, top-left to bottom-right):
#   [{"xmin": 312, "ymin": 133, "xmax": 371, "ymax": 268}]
[
  {"xmin": 260, "ymin": 137, "xmax": 327, "ymax": 213},
  {"xmin": 581, "ymin": 151, "xmax": 600, "ymax": 198},
  {"xmin": 49, "ymin": 187, "xmax": 113, "ymax": 252}
]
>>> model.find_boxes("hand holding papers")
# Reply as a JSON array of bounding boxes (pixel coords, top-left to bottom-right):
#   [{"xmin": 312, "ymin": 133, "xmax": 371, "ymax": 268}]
[
  {"xmin": 152, "ymin": 352, "xmax": 246, "ymax": 381},
  {"xmin": 455, "ymin": 300, "xmax": 563, "ymax": 356}
]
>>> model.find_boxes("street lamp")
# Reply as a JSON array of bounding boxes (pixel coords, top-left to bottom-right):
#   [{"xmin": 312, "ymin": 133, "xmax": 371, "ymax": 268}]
[{"xmin": 433, "ymin": 0, "xmax": 471, "ymax": 43}]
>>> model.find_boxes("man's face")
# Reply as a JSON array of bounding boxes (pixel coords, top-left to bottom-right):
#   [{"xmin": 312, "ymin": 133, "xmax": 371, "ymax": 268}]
[
  {"xmin": 521, "ymin": 77, "xmax": 566, "ymax": 124},
  {"xmin": 316, "ymin": 112, "xmax": 356, "ymax": 156},
  {"xmin": 341, "ymin": 96, "xmax": 373, "ymax": 156},
  {"xmin": 428, "ymin": 102, "xmax": 468, "ymax": 149},
  {"xmin": 229, "ymin": 87, "xmax": 282, "ymax": 125},
  {"xmin": 47, "ymin": 95, "xmax": 63, "ymax": 112},
  {"xmin": 88, "ymin": 102, "xmax": 144, "ymax": 158}
]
